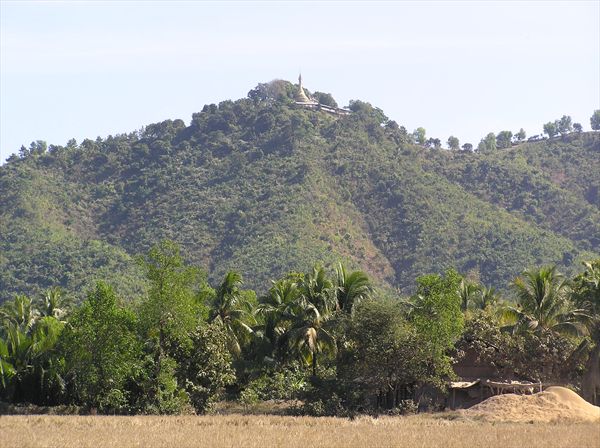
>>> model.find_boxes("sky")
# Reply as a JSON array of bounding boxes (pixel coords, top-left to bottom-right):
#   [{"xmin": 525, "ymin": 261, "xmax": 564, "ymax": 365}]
[{"xmin": 1, "ymin": 1, "xmax": 599, "ymax": 162}]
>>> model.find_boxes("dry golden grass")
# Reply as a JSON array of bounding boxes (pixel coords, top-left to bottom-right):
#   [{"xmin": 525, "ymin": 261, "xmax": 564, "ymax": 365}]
[{"xmin": 1, "ymin": 414, "xmax": 599, "ymax": 448}]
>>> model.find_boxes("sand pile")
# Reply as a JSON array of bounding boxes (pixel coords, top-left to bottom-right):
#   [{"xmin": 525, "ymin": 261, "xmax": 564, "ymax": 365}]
[{"xmin": 463, "ymin": 386, "xmax": 600, "ymax": 423}]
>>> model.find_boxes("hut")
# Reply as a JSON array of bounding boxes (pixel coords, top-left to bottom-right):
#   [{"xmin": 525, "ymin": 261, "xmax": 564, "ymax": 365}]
[
  {"xmin": 448, "ymin": 379, "xmax": 541, "ymax": 410},
  {"xmin": 448, "ymin": 347, "xmax": 540, "ymax": 409}
]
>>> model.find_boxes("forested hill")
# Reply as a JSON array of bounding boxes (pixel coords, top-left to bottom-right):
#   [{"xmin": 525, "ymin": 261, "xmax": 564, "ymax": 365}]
[{"xmin": 1, "ymin": 80, "xmax": 599, "ymax": 302}]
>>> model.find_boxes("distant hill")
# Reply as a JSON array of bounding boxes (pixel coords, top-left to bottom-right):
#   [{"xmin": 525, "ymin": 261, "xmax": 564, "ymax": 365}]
[{"xmin": 1, "ymin": 80, "xmax": 598, "ymax": 302}]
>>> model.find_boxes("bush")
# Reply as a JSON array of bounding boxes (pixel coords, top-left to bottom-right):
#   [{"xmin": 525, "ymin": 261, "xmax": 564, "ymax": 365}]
[
  {"xmin": 180, "ymin": 324, "xmax": 236, "ymax": 414},
  {"xmin": 398, "ymin": 399, "xmax": 418, "ymax": 415},
  {"xmin": 241, "ymin": 366, "xmax": 308, "ymax": 402},
  {"xmin": 238, "ymin": 387, "xmax": 260, "ymax": 410},
  {"xmin": 299, "ymin": 393, "xmax": 348, "ymax": 417}
]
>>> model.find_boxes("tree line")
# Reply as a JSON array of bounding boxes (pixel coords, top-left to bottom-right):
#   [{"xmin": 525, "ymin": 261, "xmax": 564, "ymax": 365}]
[
  {"xmin": 1, "ymin": 240, "xmax": 598, "ymax": 416},
  {"xmin": 409, "ymin": 109, "xmax": 600, "ymax": 152}
]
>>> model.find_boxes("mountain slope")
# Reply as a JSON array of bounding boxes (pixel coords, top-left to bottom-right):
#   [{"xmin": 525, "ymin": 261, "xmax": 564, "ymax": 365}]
[{"xmin": 1, "ymin": 83, "xmax": 598, "ymax": 302}]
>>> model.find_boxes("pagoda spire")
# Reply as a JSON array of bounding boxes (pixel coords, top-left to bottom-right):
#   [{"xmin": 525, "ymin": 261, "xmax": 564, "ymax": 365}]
[{"xmin": 295, "ymin": 72, "xmax": 312, "ymax": 103}]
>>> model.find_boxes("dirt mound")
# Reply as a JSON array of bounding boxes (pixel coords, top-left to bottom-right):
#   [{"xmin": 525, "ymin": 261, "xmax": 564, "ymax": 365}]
[{"xmin": 463, "ymin": 386, "xmax": 600, "ymax": 423}]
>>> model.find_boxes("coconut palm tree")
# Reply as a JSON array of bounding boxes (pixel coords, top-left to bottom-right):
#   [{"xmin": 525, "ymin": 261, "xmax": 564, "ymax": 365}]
[
  {"xmin": 573, "ymin": 260, "xmax": 600, "ymax": 313},
  {"xmin": 472, "ymin": 286, "xmax": 499, "ymax": 310},
  {"xmin": 278, "ymin": 266, "xmax": 337, "ymax": 376},
  {"xmin": 458, "ymin": 279, "xmax": 481, "ymax": 312},
  {"xmin": 0, "ymin": 295, "xmax": 38, "ymax": 336},
  {"xmin": 299, "ymin": 266, "xmax": 335, "ymax": 316},
  {"xmin": 504, "ymin": 266, "xmax": 590, "ymax": 336},
  {"xmin": 334, "ymin": 263, "xmax": 372, "ymax": 315},
  {"xmin": 572, "ymin": 260, "xmax": 600, "ymax": 404},
  {"xmin": 255, "ymin": 278, "xmax": 300, "ymax": 354},
  {"xmin": 209, "ymin": 271, "xmax": 255, "ymax": 356},
  {"xmin": 38, "ymin": 287, "xmax": 66, "ymax": 321},
  {"xmin": 0, "ymin": 306, "xmax": 63, "ymax": 401},
  {"xmin": 285, "ymin": 299, "xmax": 336, "ymax": 376}
]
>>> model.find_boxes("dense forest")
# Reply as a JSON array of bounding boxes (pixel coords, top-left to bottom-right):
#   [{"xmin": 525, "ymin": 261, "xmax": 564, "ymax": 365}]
[
  {"xmin": 1, "ymin": 80, "xmax": 599, "ymax": 415},
  {"xmin": 1, "ymin": 240, "xmax": 599, "ymax": 415},
  {"xmin": 1, "ymin": 80, "xmax": 599, "ymax": 305}
]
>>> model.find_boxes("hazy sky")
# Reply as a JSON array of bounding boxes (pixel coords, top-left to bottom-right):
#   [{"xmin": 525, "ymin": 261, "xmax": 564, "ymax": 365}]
[{"xmin": 1, "ymin": 1, "xmax": 599, "ymax": 162}]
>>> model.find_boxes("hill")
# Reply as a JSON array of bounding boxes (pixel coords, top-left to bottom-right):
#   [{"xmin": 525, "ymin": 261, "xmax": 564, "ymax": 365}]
[{"xmin": 1, "ymin": 80, "xmax": 599, "ymax": 302}]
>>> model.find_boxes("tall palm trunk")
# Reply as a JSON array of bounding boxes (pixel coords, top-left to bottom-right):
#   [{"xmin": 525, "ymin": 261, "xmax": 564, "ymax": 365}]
[{"xmin": 582, "ymin": 329, "xmax": 600, "ymax": 405}]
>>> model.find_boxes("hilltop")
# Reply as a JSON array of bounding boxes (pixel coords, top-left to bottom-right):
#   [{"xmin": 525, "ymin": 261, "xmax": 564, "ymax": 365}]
[{"xmin": 1, "ymin": 80, "xmax": 599, "ymax": 302}]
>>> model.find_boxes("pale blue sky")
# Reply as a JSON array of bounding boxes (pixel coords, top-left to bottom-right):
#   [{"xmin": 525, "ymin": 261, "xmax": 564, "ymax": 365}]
[{"xmin": 1, "ymin": 1, "xmax": 599, "ymax": 162}]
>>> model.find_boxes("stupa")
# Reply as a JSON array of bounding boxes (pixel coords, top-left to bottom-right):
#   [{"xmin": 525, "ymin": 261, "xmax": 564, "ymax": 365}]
[
  {"xmin": 293, "ymin": 74, "xmax": 351, "ymax": 116},
  {"xmin": 294, "ymin": 74, "xmax": 318, "ymax": 105}
]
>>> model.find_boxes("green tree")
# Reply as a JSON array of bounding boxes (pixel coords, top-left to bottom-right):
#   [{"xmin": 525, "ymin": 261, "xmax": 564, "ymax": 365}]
[
  {"xmin": 256, "ymin": 277, "xmax": 300, "ymax": 357},
  {"xmin": 573, "ymin": 123, "xmax": 583, "ymax": 133},
  {"xmin": 286, "ymin": 300, "xmax": 336, "ymax": 376},
  {"xmin": 337, "ymin": 299, "xmax": 425, "ymax": 410},
  {"xmin": 572, "ymin": 260, "xmax": 600, "ymax": 403},
  {"xmin": 38, "ymin": 287, "xmax": 67, "ymax": 320},
  {"xmin": 573, "ymin": 260, "xmax": 600, "ymax": 314},
  {"xmin": 209, "ymin": 271, "xmax": 256, "ymax": 357},
  {"xmin": 458, "ymin": 278, "xmax": 481, "ymax": 312},
  {"xmin": 299, "ymin": 266, "xmax": 335, "ymax": 317},
  {"xmin": 178, "ymin": 323, "xmax": 235, "ymax": 413},
  {"xmin": 447, "ymin": 136, "xmax": 460, "ymax": 150},
  {"xmin": 557, "ymin": 115, "xmax": 573, "ymax": 136},
  {"xmin": 0, "ymin": 295, "xmax": 64, "ymax": 404},
  {"xmin": 543, "ymin": 121, "xmax": 558, "ymax": 138},
  {"xmin": 60, "ymin": 282, "xmax": 140, "ymax": 413},
  {"xmin": 285, "ymin": 267, "xmax": 336, "ymax": 376},
  {"xmin": 0, "ymin": 295, "xmax": 37, "ymax": 334},
  {"xmin": 348, "ymin": 100, "xmax": 388, "ymax": 124},
  {"xmin": 590, "ymin": 110, "xmax": 600, "ymax": 131},
  {"xmin": 333, "ymin": 263, "xmax": 372, "ymax": 315},
  {"xmin": 247, "ymin": 80, "xmax": 295, "ymax": 104},
  {"xmin": 313, "ymin": 91, "xmax": 338, "ymax": 108},
  {"xmin": 472, "ymin": 286, "xmax": 499, "ymax": 310},
  {"xmin": 504, "ymin": 266, "xmax": 590, "ymax": 336},
  {"xmin": 457, "ymin": 308, "xmax": 582, "ymax": 384},
  {"xmin": 477, "ymin": 132, "xmax": 496, "ymax": 152},
  {"xmin": 515, "ymin": 128, "xmax": 526, "ymax": 142},
  {"xmin": 413, "ymin": 127, "xmax": 426, "ymax": 145},
  {"xmin": 461, "ymin": 143, "xmax": 473, "ymax": 151},
  {"xmin": 138, "ymin": 240, "xmax": 204, "ymax": 412},
  {"xmin": 409, "ymin": 270, "xmax": 464, "ymax": 379},
  {"xmin": 496, "ymin": 130, "xmax": 513, "ymax": 149},
  {"xmin": 427, "ymin": 138, "xmax": 442, "ymax": 150}
]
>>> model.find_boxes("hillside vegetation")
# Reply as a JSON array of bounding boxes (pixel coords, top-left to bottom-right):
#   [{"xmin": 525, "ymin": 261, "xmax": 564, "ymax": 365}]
[{"xmin": 1, "ymin": 80, "xmax": 599, "ymax": 301}]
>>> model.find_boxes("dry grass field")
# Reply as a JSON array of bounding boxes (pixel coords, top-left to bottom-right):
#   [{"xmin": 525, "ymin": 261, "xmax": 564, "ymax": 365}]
[{"xmin": 1, "ymin": 414, "xmax": 599, "ymax": 448}]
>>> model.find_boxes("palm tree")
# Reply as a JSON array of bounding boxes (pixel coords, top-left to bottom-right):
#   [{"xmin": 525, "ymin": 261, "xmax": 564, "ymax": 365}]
[
  {"xmin": 38, "ymin": 287, "xmax": 66, "ymax": 321},
  {"xmin": 286, "ymin": 299, "xmax": 336, "ymax": 376},
  {"xmin": 0, "ymin": 308, "xmax": 63, "ymax": 401},
  {"xmin": 572, "ymin": 260, "xmax": 600, "ymax": 404},
  {"xmin": 472, "ymin": 286, "xmax": 499, "ymax": 310},
  {"xmin": 504, "ymin": 266, "xmax": 590, "ymax": 336},
  {"xmin": 0, "ymin": 338, "xmax": 15, "ymax": 390},
  {"xmin": 255, "ymin": 278, "xmax": 300, "ymax": 355},
  {"xmin": 209, "ymin": 271, "xmax": 255, "ymax": 356},
  {"xmin": 0, "ymin": 295, "xmax": 38, "ymax": 335},
  {"xmin": 334, "ymin": 263, "xmax": 372, "ymax": 315},
  {"xmin": 299, "ymin": 266, "xmax": 335, "ymax": 316},
  {"xmin": 280, "ymin": 266, "xmax": 337, "ymax": 376},
  {"xmin": 573, "ymin": 260, "xmax": 600, "ymax": 313},
  {"xmin": 458, "ymin": 279, "xmax": 481, "ymax": 312}
]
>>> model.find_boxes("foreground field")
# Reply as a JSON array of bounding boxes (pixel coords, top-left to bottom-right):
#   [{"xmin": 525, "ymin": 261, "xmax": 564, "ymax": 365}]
[{"xmin": 1, "ymin": 414, "xmax": 599, "ymax": 448}]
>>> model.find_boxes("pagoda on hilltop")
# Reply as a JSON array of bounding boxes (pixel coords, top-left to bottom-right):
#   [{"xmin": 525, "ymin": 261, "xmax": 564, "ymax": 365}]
[
  {"xmin": 294, "ymin": 74, "xmax": 318, "ymax": 105},
  {"xmin": 294, "ymin": 74, "xmax": 351, "ymax": 116}
]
